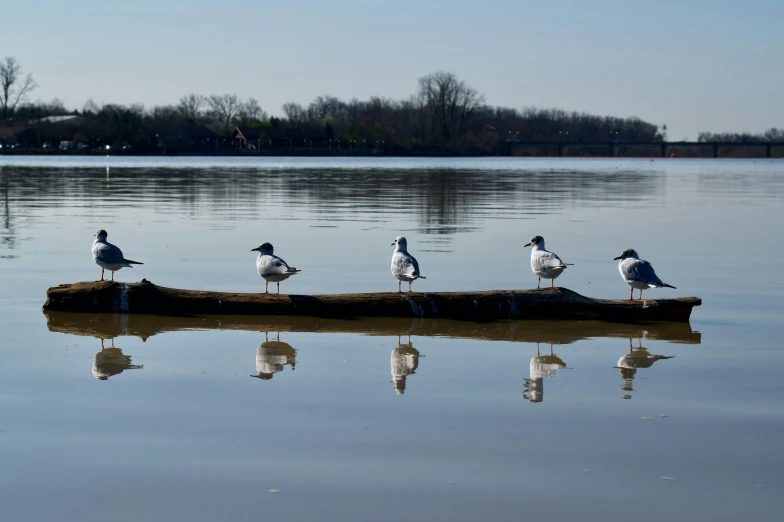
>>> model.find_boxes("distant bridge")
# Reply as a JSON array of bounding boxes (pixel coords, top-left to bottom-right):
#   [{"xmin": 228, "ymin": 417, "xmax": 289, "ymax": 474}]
[{"xmin": 506, "ymin": 141, "xmax": 784, "ymax": 158}]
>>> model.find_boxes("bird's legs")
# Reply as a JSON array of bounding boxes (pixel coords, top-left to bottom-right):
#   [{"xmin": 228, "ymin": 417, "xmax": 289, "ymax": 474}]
[
  {"xmin": 537, "ymin": 276, "xmax": 541, "ymax": 289},
  {"xmin": 265, "ymin": 281, "xmax": 269, "ymax": 294},
  {"xmin": 111, "ymin": 270, "xmax": 115, "ymax": 282},
  {"xmin": 551, "ymin": 279, "xmax": 554, "ymax": 288},
  {"xmin": 626, "ymin": 286, "xmax": 634, "ymax": 301},
  {"xmin": 97, "ymin": 268, "xmax": 105, "ymax": 282},
  {"xmin": 408, "ymin": 281, "xmax": 412, "ymax": 293},
  {"xmin": 277, "ymin": 282, "xmax": 281, "ymax": 294},
  {"xmin": 397, "ymin": 280, "xmax": 402, "ymax": 293},
  {"xmin": 639, "ymin": 289, "xmax": 643, "ymax": 300}
]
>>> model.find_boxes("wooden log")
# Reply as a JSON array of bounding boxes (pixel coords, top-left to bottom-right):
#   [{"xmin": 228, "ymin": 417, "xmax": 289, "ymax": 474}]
[
  {"xmin": 43, "ymin": 279, "xmax": 702, "ymax": 323},
  {"xmin": 43, "ymin": 310, "xmax": 702, "ymax": 344}
]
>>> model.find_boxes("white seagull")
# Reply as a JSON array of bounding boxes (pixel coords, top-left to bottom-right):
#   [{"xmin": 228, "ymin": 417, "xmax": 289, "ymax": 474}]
[
  {"xmin": 613, "ymin": 248, "xmax": 676, "ymax": 300},
  {"xmin": 92, "ymin": 229, "xmax": 143, "ymax": 282},
  {"xmin": 391, "ymin": 236, "xmax": 425, "ymax": 293},
  {"xmin": 251, "ymin": 242, "xmax": 301, "ymax": 294},
  {"xmin": 524, "ymin": 235, "xmax": 571, "ymax": 289}
]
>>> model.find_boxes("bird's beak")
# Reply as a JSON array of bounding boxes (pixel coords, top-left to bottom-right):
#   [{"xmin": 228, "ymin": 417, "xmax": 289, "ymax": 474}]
[
  {"xmin": 613, "ymin": 256, "xmax": 622, "ymax": 260},
  {"xmin": 391, "ymin": 242, "xmax": 395, "ymax": 246},
  {"xmin": 524, "ymin": 242, "xmax": 532, "ymax": 247},
  {"xmin": 251, "ymin": 247, "xmax": 259, "ymax": 252}
]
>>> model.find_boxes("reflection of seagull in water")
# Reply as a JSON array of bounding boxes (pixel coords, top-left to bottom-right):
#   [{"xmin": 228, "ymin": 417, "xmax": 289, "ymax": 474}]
[
  {"xmin": 251, "ymin": 243, "xmax": 301, "ymax": 294},
  {"xmin": 613, "ymin": 248, "xmax": 676, "ymax": 300},
  {"xmin": 524, "ymin": 236, "xmax": 572, "ymax": 289},
  {"xmin": 92, "ymin": 338, "xmax": 143, "ymax": 380},
  {"xmin": 92, "ymin": 229, "xmax": 143, "ymax": 282},
  {"xmin": 391, "ymin": 236, "xmax": 426, "ymax": 293},
  {"xmin": 523, "ymin": 343, "xmax": 567, "ymax": 402},
  {"xmin": 391, "ymin": 334, "xmax": 421, "ymax": 395},
  {"xmin": 250, "ymin": 332, "xmax": 297, "ymax": 380},
  {"xmin": 617, "ymin": 338, "xmax": 674, "ymax": 399}
]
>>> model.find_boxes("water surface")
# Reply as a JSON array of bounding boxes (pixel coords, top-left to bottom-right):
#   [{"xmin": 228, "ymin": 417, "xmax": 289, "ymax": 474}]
[{"xmin": 0, "ymin": 157, "xmax": 782, "ymax": 521}]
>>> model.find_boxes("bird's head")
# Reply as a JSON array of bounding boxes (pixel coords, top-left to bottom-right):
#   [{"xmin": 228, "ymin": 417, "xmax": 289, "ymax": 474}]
[
  {"xmin": 251, "ymin": 242, "xmax": 274, "ymax": 255},
  {"xmin": 613, "ymin": 248, "xmax": 639, "ymax": 261},
  {"xmin": 95, "ymin": 229, "xmax": 108, "ymax": 240},
  {"xmin": 392, "ymin": 236, "xmax": 407, "ymax": 249},
  {"xmin": 524, "ymin": 235, "xmax": 544, "ymax": 248}
]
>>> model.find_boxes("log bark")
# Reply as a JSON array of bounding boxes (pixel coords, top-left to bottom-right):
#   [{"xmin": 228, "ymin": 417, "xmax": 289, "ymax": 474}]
[{"xmin": 43, "ymin": 279, "xmax": 701, "ymax": 323}]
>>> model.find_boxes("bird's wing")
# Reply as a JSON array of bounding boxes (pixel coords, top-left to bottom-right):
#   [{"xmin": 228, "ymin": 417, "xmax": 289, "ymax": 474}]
[
  {"xmin": 534, "ymin": 251, "xmax": 567, "ymax": 269},
  {"xmin": 409, "ymin": 254, "xmax": 421, "ymax": 276},
  {"xmin": 93, "ymin": 242, "xmax": 125, "ymax": 264},
  {"xmin": 625, "ymin": 259, "xmax": 659, "ymax": 284},
  {"xmin": 259, "ymin": 255, "xmax": 299, "ymax": 276},
  {"xmin": 272, "ymin": 254, "xmax": 300, "ymax": 273},
  {"xmin": 392, "ymin": 252, "xmax": 420, "ymax": 276}
]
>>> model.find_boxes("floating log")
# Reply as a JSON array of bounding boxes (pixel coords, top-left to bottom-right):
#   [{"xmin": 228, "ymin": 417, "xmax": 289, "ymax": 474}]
[
  {"xmin": 43, "ymin": 310, "xmax": 702, "ymax": 344},
  {"xmin": 43, "ymin": 280, "xmax": 701, "ymax": 323}
]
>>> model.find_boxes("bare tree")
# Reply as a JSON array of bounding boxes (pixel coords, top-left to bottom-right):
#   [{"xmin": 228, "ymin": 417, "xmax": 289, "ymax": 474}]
[
  {"xmin": 282, "ymin": 102, "xmax": 307, "ymax": 124},
  {"xmin": 207, "ymin": 94, "xmax": 241, "ymax": 131},
  {"xmin": 307, "ymin": 95, "xmax": 345, "ymax": 124},
  {"xmin": 237, "ymin": 97, "xmax": 268, "ymax": 125},
  {"xmin": 0, "ymin": 57, "xmax": 38, "ymax": 119},
  {"xmin": 416, "ymin": 71, "xmax": 484, "ymax": 146},
  {"xmin": 82, "ymin": 98, "xmax": 100, "ymax": 115},
  {"xmin": 178, "ymin": 94, "xmax": 204, "ymax": 121}
]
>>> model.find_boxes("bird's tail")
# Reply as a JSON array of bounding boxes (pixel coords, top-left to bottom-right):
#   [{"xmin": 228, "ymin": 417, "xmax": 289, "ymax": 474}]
[
  {"xmin": 658, "ymin": 281, "xmax": 676, "ymax": 289},
  {"xmin": 417, "ymin": 275, "xmax": 426, "ymax": 279},
  {"xmin": 125, "ymin": 259, "xmax": 143, "ymax": 265}
]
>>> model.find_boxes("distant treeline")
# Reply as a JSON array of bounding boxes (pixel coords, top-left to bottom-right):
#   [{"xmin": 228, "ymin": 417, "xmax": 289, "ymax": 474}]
[{"xmin": 1, "ymin": 55, "xmax": 781, "ymax": 155}]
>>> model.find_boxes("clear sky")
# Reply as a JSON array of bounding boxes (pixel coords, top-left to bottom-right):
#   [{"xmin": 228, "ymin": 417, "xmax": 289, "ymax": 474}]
[{"xmin": 2, "ymin": 0, "xmax": 782, "ymax": 140}]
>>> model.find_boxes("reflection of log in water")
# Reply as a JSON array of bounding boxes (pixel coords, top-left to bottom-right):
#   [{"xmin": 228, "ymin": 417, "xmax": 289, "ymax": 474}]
[
  {"xmin": 92, "ymin": 339, "xmax": 143, "ymax": 380},
  {"xmin": 44, "ymin": 281, "xmax": 702, "ymax": 323},
  {"xmin": 617, "ymin": 338, "xmax": 674, "ymax": 399},
  {"xmin": 391, "ymin": 335, "xmax": 420, "ymax": 395},
  {"xmin": 251, "ymin": 332, "xmax": 297, "ymax": 380},
  {"xmin": 523, "ymin": 343, "xmax": 567, "ymax": 403},
  {"xmin": 43, "ymin": 310, "xmax": 702, "ymax": 345}
]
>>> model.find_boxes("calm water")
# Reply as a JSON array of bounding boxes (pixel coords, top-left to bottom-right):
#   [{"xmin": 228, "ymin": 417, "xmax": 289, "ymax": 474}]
[{"xmin": 1, "ymin": 156, "xmax": 782, "ymax": 521}]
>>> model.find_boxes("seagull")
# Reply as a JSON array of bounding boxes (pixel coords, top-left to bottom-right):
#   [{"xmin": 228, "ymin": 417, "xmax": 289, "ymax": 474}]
[
  {"xmin": 391, "ymin": 236, "xmax": 425, "ymax": 293},
  {"xmin": 251, "ymin": 242, "xmax": 300, "ymax": 294},
  {"xmin": 617, "ymin": 338, "xmax": 674, "ymax": 396},
  {"xmin": 92, "ymin": 341, "xmax": 143, "ymax": 380},
  {"xmin": 524, "ymin": 235, "xmax": 571, "ymax": 289},
  {"xmin": 391, "ymin": 334, "xmax": 420, "ymax": 395},
  {"xmin": 614, "ymin": 248, "xmax": 676, "ymax": 300},
  {"xmin": 250, "ymin": 332, "xmax": 297, "ymax": 380},
  {"xmin": 92, "ymin": 229, "xmax": 143, "ymax": 282},
  {"xmin": 523, "ymin": 343, "xmax": 567, "ymax": 403}
]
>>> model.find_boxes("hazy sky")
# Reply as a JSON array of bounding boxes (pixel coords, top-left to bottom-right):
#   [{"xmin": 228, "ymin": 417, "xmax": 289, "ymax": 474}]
[{"xmin": 2, "ymin": 0, "xmax": 782, "ymax": 139}]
